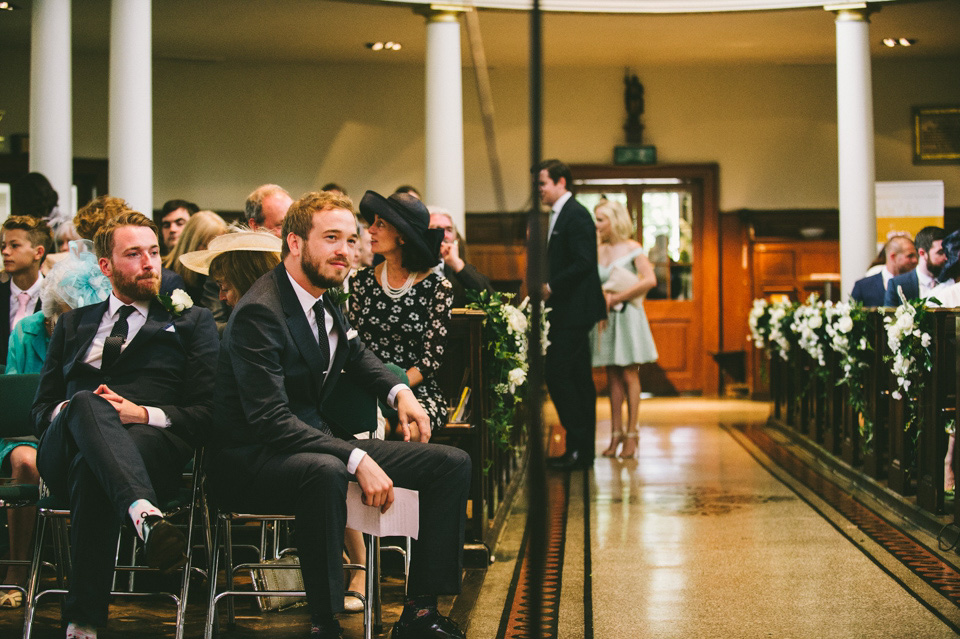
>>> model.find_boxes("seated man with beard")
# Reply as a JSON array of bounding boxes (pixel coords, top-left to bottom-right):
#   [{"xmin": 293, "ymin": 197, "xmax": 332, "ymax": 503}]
[{"xmin": 31, "ymin": 211, "xmax": 219, "ymax": 639}]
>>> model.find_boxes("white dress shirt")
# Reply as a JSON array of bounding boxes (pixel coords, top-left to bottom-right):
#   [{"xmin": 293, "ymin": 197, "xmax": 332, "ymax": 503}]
[{"xmin": 285, "ymin": 272, "xmax": 408, "ymax": 474}]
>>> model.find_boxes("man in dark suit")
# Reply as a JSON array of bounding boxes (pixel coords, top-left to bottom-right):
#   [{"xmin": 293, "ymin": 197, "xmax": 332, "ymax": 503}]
[
  {"xmin": 535, "ymin": 159, "xmax": 607, "ymax": 470},
  {"xmin": 32, "ymin": 211, "xmax": 219, "ymax": 639},
  {"xmin": 207, "ymin": 191, "xmax": 470, "ymax": 639},
  {"xmin": 850, "ymin": 235, "xmax": 917, "ymax": 306},
  {"xmin": 883, "ymin": 226, "xmax": 947, "ymax": 305}
]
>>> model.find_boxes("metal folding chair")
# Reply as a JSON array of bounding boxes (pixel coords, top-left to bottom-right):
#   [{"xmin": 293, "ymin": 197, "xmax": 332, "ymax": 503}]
[{"xmin": 21, "ymin": 448, "xmax": 207, "ymax": 639}]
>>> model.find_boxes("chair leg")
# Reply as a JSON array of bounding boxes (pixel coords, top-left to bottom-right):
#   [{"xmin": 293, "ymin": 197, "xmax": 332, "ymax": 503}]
[
  {"xmin": 204, "ymin": 513, "xmax": 223, "ymax": 639},
  {"xmin": 21, "ymin": 513, "xmax": 48, "ymax": 639},
  {"xmin": 224, "ymin": 516, "xmax": 236, "ymax": 625},
  {"xmin": 364, "ymin": 534, "xmax": 375, "ymax": 639}
]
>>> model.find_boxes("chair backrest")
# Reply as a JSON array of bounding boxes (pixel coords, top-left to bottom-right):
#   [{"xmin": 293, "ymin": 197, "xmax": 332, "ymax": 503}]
[{"xmin": 0, "ymin": 373, "xmax": 41, "ymax": 439}]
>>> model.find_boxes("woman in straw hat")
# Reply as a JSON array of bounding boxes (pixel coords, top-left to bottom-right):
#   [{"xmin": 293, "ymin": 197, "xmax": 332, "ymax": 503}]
[
  {"xmin": 349, "ymin": 190, "xmax": 454, "ymax": 438},
  {"xmin": 179, "ymin": 230, "xmax": 282, "ymax": 332}
]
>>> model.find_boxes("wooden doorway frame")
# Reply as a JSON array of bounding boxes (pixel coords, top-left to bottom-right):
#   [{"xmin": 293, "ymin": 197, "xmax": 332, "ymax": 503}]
[{"xmin": 571, "ymin": 163, "xmax": 720, "ymax": 395}]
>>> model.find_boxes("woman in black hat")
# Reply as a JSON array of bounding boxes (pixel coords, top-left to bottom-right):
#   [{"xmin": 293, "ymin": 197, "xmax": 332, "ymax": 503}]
[{"xmin": 348, "ymin": 190, "xmax": 454, "ymax": 440}]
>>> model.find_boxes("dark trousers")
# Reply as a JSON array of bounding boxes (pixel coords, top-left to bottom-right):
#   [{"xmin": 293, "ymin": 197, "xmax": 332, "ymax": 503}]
[
  {"xmin": 35, "ymin": 391, "xmax": 191, "ymax": 627},
  {"xmin": 208, "ymin": 439, "xmax": 470, "ymax": 620},
  {"xmin": 545, "ymin": 326, "xmax": 597, "ymax": 458}
]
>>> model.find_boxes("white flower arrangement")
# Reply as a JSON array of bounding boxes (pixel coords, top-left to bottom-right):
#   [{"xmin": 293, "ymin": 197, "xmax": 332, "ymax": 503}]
[
  {"xmin": 790, "ymin": 294, "xmax": 830, "ymax": 367},
  {"xmin": 824, "ymin": 298, "xmax": 874, "ymax": 445},
  {"xmin": 883, "ymin": 289, "xmax": 933, "ymax": 402}
]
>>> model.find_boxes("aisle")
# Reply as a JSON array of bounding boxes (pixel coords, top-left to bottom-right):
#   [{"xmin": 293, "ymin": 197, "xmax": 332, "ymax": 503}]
[{"xmin": 472, "ymin": 398, "xmax": 960, "ymax": 639}]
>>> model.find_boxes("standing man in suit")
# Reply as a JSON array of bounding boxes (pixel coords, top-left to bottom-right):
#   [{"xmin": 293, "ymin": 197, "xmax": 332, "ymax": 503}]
[
  {"xmin": 851, "ymin": 235, "xmax": 917, "ymax": 306},
  {"xmin": 883, "ymin": 226, "xmax": 947, "ymax": 305},
  {"xmin": 32, "ymin": 211, "xmax": 219, "ymax": 639},
  {"xmin": 1, "ymin": 215, "xmax": 54, "ymax": 365},
  {"xmin": 534, "ymin": 159, "xmax": 607, "ymax": 470},
  {"xmin": 207, "ymin": 191, "xmax": 470, "ymax": 639}
]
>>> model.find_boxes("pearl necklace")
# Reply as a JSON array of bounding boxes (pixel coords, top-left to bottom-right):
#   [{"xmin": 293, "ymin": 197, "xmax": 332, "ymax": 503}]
[{"xmin": 379, "ymin": 267, "xmax": 417, "ymax": 300}]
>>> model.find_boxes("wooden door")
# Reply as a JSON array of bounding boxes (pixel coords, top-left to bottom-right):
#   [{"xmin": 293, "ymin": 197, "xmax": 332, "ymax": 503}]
[{"xmin": 571, "ymin": 164, "xmax": 720, "ymax": 395}]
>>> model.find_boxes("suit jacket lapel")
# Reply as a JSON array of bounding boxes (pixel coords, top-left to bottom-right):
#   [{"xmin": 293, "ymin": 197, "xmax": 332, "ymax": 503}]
[
  {"xmin": 275, "ymin": 266, "xmax": 327, "ymax": 391},
  {"xmin": 66, "ymin": 300, "xmax": 109, "ymax": 373}
]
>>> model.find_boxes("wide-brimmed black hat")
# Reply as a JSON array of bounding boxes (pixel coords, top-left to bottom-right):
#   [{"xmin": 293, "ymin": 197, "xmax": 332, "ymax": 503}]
[
  {"xmin": 938, "ymin": 228, "xmax": 960, "ymax": 283},
  {"xmin": 359, "ymin": 190, "xmax": 444, "ymax": 265}
]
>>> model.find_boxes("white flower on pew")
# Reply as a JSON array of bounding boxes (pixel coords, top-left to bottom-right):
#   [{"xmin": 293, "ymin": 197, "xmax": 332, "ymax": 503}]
[{"xmin": 507, "ymin": 368, "xmax": 526, "ymax": 394}]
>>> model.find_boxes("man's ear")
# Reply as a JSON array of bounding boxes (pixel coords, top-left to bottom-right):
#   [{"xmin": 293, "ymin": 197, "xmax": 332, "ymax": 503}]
[
  {"xmin": 558, "ymin": 176, "xmax": 567, "ymax": 191},
  {"xmin": 285, "ymin": 231, "xmax": 301, "ymax": 257},
  {"xmin": 33, "ymin": 244, "xmax": 46, "ymax": 263},
  {"xmin": 98, "ymin": 257, "xmax": 113, "ymax": 278}
]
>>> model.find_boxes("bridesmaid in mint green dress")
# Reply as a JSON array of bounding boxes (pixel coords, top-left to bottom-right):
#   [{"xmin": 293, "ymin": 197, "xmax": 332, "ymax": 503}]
[{"xmin": 589, "ymin": 199, "xmax": 658, "ymax": 459}]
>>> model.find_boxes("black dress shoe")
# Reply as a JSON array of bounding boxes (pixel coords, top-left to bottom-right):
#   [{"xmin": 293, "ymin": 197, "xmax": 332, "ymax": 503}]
[
  {"xmin": 547, "ymin": 450, "xmax": 591, "ymax": 471},
  {"xmin": 142, "ymin": 515, "xmax": 187, "ymax": 574},
  {"xmin": 392, "ymin": 609, "xmax": 466, "ymax": 639}
]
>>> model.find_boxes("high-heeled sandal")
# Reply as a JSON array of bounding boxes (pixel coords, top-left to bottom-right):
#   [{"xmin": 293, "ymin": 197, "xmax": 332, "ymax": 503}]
[
  {"xmin": 602, "ymin": 431, "xmax": 624, "ymax": 457},
  {"xmin": 619, "ymin": 432, "xmax": 639, "ymax": 459}
]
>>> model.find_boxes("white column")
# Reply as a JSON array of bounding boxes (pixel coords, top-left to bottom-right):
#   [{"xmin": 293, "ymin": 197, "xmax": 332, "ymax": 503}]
[
  {"xmin": 29, "ymin": 0, "xmax": 73, "ymax": 216},
  {"xmin": 109, "ymin": 0, "xmax": 152, "ymax": 215},
  {"xmin": 832, "ymin": 5, "xmax": 876, "ymax": 298},
  {"xmin": 424, "ymin": 9, "xmax": 466, "ymax": 235}
]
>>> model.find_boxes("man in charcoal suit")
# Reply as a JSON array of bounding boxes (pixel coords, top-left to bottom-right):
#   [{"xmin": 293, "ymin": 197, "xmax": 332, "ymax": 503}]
[
  {"xmin": 206, "ymin": 190, "xmax": 470, "ymax": 639},
  {"xmin": 31, "ymin": 212, "xmax": 219, "ymax": 639},
  {"xmin": 535, "ymin": 159, "xmax": 607, "ymax": 471},
  {"xmin": 850, "ymin": 235, "xmax": 917, "ymax": 306},
  {"xmin": 883, "ymin": 226, "xmax": 947, "ymax": 305}
]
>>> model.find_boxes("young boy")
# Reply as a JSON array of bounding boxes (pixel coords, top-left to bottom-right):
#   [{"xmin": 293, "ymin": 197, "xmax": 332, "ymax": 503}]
[{"xmin": 1, "ymin": 215, "xmax": 54, "ymax": 365}]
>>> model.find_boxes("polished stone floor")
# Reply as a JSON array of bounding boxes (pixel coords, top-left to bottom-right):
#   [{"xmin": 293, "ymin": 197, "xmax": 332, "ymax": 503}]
[
  {"xmin": 470, "ymin": 398, "xmax": 960, "ymax": 639},
  {"xmin": 4, "ymin": 398, "xmax": 960, "ymax": 638}
]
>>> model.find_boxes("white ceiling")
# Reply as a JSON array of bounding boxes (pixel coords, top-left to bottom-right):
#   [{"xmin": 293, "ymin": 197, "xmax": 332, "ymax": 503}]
[{"xmin": 0, "ymin": 0, "xmax": 957, "ymax": 67}]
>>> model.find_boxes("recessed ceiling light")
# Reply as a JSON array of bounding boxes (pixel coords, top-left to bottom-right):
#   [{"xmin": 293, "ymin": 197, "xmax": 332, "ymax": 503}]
[
  {"xmin": 365, "ymin": 41, "xmax": 402, "ymax": 52},
  {"xmin": 882, "ymin": 37, "xmax": 916, "ymax": 48},
  {"xmin": 0, "ymin": 2, "xmax": 21, "ymax": 10}
]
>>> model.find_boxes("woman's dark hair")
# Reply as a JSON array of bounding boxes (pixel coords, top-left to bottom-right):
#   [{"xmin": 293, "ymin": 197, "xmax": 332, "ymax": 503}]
[
  {"xmin": 12, "ymin": 172, "xmax": 59, "ymax": 219},
  {"xmin": 399, "ymin": 240, "xmax": 438, "ymax": 272}
]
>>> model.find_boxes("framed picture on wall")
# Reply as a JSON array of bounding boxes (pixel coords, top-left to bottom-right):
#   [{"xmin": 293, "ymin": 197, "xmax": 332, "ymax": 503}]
[{"xmin": 913, "ymin": 105, "xmax": 960, "ymax": 165}]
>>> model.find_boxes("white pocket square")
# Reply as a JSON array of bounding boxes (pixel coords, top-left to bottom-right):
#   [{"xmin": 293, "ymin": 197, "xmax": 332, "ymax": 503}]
[
  {"xmin": 164, "ymin": 324, "xmax": 176, "ymax": 332},
  {"xmin": 346, "ymin": 328, "xmax": 359, "ymax": 340}
]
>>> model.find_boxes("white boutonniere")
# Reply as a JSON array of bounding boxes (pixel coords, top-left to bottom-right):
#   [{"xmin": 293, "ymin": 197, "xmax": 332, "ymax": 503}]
[{"xmin": 157, "ymin": 288, "xmax": 194, "ymax": 317}]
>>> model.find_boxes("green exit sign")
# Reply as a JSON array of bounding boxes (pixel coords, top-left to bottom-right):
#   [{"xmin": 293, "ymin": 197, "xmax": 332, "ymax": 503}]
[{"xmin": 614, "ymin": 145, "xmax": 657, "ymax": 165}]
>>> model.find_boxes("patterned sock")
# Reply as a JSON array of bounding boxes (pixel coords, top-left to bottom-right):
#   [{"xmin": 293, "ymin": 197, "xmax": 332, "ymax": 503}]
[
  {"xmin": 65, "ymin": 621, "xmax": 97, "ymax": 639},
  {"xmin": 128, "ymin": 499, "xmax": 163, "ymax": 540}
]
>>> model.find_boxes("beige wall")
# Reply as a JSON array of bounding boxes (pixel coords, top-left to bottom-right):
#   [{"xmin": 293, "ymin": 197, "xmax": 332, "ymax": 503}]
[{"xmin": 1, "ymin": 49, "xmax": 957, "ymax": 213}]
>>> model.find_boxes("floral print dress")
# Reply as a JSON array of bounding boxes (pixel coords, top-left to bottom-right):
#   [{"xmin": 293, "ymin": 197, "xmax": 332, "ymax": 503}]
[{"xmin": 347, "ymin": 267, "xmax": 455, "ymax": 433}]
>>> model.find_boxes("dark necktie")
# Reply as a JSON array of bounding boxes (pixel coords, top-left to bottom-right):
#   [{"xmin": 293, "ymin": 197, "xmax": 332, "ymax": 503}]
[
  {"xmin": 314, "ymin": 299, "xmax": 330, "ymax": 374},
  {"xmin": 101, "ymin": 305, "xmax": 136, "ymax": 369}
]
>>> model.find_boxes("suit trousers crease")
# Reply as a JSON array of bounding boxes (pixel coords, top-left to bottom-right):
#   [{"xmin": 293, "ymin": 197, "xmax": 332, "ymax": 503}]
[
  {"xmin": 545, "ymin": 326, "xmax": 597, "ymax": 457},
  {"xmin": 35, "ymin": 390, "xmax": 191, "ymax": 627},
  {"xmin": 207, "ymin": 438, "xmax": 470, "ymax": 619}
]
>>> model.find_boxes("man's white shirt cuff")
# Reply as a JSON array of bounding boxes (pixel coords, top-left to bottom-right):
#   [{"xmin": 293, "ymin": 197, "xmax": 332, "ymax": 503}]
[
  {"xmin": 347, "ymin": 449, "xmax": 367, "ymax": 474},
  {"xmin": 386, "ymin": 383, "xmax": 409, "ymax": 408}
]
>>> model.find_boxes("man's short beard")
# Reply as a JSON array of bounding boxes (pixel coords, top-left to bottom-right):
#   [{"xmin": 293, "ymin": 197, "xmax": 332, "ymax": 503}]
[
  {"xmin": 114, "ymin": 273, "xmax": 161, "ymax": 301},
  {"xmin": 301, "ymin": 247, "xmax": 344, "ymax": 290},
  {"xmin": 927, "ymin": 256, "xmax": 943, "ymax": 278}
]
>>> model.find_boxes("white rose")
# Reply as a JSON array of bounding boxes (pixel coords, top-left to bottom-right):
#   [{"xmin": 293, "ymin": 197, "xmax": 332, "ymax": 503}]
[
  {"xmin": 507, "ymin": 367, "xmax": 527, "ymax": 393},
  {"xmin": 170, "ymin": 289, "xmax": 193, "ymax": 312},
  {"xmin": 503, "ymin": 305, "xmax": 528, "ymax": 334},
  {"xmin": 921, "ymin": 333, "xmax": 932, "ymax": 348},
  {"xmin": 837, "ymin": 316, "xmax": 854, "ymax": 333}
]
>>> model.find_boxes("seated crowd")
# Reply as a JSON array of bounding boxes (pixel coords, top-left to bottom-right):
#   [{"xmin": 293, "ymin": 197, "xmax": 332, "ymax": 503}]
[{"xmin": 1, "ymin": 176, "xmax": 493, "ymax": 639}]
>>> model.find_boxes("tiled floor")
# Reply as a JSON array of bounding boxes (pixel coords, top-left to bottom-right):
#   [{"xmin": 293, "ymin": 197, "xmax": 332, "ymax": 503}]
[{"xmin": 5, "ymin": 398, "xmax": 960, "ymax": 638}]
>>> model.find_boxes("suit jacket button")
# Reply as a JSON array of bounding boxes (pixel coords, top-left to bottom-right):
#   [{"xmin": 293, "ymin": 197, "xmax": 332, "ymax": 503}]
[{"xmin": 103, "ymin": 376, "xmax": 111, "ymax": 382}]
